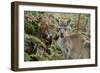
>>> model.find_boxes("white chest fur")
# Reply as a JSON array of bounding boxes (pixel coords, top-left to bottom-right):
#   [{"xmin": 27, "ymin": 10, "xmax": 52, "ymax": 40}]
[{"xmin": 57, "ymin": 37, "xmax": 71, "ymax": 59}]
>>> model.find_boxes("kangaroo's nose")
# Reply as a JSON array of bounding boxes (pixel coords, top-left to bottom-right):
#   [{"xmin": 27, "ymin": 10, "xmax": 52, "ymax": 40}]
[
  {"xmin": 61, "ymin": 33, "xmax": 63, "ymax": 35},
  {"xmin": 61, "ymin": 33, "xmax": 64, "ymax": 38}
]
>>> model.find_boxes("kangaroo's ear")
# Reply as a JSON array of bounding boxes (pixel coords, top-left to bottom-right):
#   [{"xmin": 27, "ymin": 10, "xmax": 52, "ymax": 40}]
[
  {"xmin": 55, "ymin": 18, "xmax": 60, "ymax": 25},
  {"xmin": 66, "ymin": 18, "xmax": 71, "ymax": 27}
]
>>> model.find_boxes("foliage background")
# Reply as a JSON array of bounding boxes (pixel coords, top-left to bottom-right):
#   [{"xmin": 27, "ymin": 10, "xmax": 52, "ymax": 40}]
[{"xmin": 24, "ymin": 11, "xmax": 90, "ymax": 61}]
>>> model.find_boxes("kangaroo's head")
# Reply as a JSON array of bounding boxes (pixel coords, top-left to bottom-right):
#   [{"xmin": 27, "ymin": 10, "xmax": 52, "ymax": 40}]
[
  {"xmin": 57, "ymin": 24, "xmax": 67, "ymax": 38},
  {"xmin": 57, "ymin": 19, "xmax": 71, "ymax": 38}
]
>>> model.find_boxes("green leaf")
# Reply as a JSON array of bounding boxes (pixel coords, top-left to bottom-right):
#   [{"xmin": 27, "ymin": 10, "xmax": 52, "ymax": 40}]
[{"xmin": 24, "ymin": 52, "xmax": 31, "ymax": 61}]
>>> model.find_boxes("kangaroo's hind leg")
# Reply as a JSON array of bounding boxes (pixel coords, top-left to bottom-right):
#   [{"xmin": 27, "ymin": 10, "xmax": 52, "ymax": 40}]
[
  {"xmin": 60, "ymin": 47, "xmax": 66, "ymax": 59},
  {"xmin": 65, "ymin": 48, "xmax": 71, "ymax": 59},
  {"xmin": 61, "ymin": 47, "xmax": 71, "ymax": 59}
]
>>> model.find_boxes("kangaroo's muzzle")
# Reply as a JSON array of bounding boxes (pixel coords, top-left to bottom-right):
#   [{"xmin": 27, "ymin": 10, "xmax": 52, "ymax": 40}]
[{"xmin": 60, "ymin": 33, "xmax": 64, "ymax": 38}]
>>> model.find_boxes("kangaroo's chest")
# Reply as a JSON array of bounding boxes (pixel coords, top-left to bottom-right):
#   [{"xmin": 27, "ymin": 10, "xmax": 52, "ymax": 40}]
[{"xmin": 57, "ymin": 38, "xmax": 66, "ymax": 49}]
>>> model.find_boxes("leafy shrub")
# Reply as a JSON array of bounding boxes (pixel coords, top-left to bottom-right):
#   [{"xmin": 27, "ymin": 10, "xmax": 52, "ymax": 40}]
[{"xmin": 24, "ymin": 11, "xmax": 90, "ymax": 61}]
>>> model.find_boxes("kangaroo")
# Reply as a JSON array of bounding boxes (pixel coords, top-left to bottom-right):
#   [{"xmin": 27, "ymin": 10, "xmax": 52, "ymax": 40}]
[
  {"xmin": 57, "ymin": 20, "xmax": 90, "ymax": 59},
  {"xmin": 65, "ymin": 34, "xmax": 90, "ymax": 59},
  {"xmin": 57, "ymin": 21, "xmax": 72, "ymax": 59}
]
